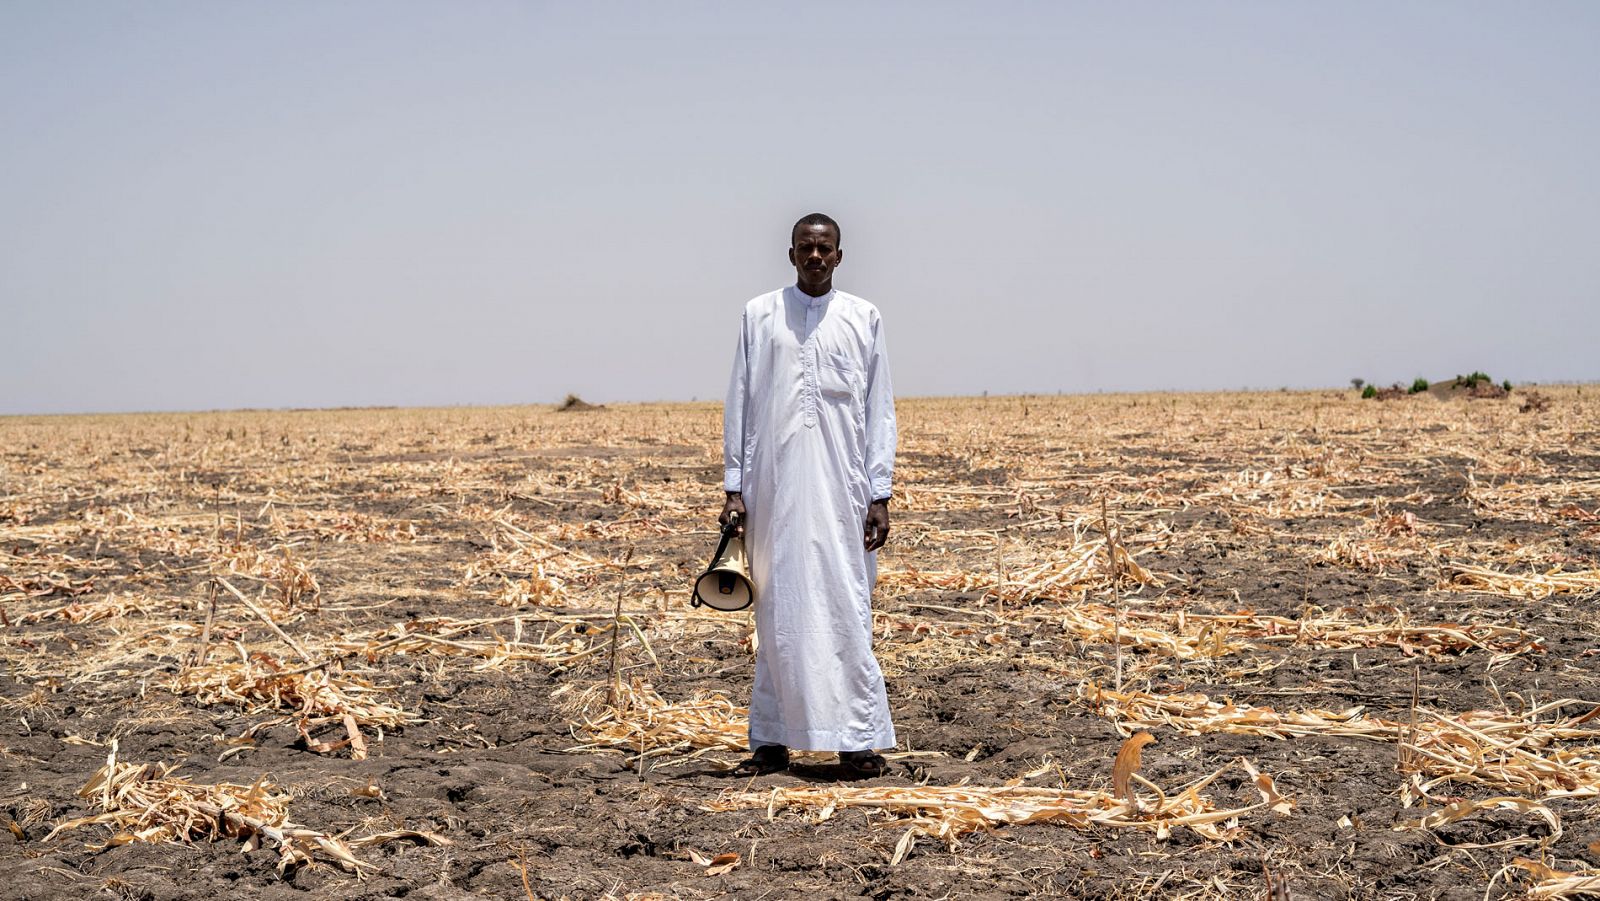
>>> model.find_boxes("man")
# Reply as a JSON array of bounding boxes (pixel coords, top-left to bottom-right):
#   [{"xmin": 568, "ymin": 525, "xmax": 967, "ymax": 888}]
[{"xmin": 720, "ymin": 212, "xmax": 897, "ymax": 778}]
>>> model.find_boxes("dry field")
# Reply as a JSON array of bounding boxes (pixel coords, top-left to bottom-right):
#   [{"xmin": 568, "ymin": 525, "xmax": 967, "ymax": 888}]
[{"xmin": 3, "ymin": 388, "xmax": 1600, "ymax": 900}]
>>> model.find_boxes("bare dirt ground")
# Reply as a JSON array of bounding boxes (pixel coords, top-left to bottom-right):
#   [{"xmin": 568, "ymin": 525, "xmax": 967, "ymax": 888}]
[{"xmin": 3, "ymin": 389, "xmax": 1599, "ymax": 900}]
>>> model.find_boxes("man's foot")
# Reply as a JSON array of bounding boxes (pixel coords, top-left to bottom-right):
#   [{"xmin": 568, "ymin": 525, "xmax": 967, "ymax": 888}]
[
  {"xmin": 731, "ymin": 744, "xmax": 789, "ymax": 776},
  {"xmin": 838, "ymin": 750, "xmax": 887, "ymax": 779}
]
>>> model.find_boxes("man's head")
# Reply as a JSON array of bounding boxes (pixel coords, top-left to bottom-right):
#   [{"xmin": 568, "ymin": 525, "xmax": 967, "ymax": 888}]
[{"xmin": 789, "ymin": 212, "xmax": 842, "ymax": 296}]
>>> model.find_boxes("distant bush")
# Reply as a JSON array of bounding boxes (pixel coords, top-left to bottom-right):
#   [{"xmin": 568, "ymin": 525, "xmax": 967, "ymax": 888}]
[
  {"xmin": 1361, "ymin": 385, "xmax": 1377, "ymax": 399},
  {"xmin": 1502, "ymin": 379, "xmax": 1512, "ymax": 392},
  {"xmin": 1410, "ymin": 378, "xmax": 1430, "ymax": 394}
]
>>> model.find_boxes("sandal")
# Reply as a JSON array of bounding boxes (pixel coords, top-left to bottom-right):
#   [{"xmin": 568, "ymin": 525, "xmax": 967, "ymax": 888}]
[
  {"xmin": 731, "ymin": 744, "xmax": 789, "ymax": 776},
  {"xmin": 838, "ymin": 750, "xmax": 888, "ymax": 779}
]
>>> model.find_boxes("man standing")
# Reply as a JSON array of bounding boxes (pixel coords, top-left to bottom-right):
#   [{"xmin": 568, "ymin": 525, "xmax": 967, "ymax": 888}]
[{"xmin": 720, "ymin": 212, "xmax": 897, "ymax": 778}]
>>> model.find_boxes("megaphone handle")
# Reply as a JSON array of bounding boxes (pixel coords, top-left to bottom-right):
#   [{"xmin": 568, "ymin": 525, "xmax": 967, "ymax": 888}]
[{"xmin": 706, "ymin": 522, "xmax": 736, "ymax": 572}]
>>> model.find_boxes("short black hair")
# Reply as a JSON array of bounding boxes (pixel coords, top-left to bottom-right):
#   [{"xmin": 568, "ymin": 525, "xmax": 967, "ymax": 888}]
[{"xmin": 792, "ymin": 212, "xmax": 841, "ymax": 246}]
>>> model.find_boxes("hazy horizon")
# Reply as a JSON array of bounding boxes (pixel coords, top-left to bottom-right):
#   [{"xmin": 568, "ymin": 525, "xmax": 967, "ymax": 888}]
[
  {"xmin": 5, "ymin": 2, "xmax": 1597, "ymax": 416},
  {"xmin": 9, "ymin": 378, "xmax": 1600, "ymax": 420}
]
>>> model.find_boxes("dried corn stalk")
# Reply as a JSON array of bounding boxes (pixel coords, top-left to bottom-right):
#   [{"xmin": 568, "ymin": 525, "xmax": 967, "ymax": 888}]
[
  {"xmin": 1398, "ymin": 795, "xmax": 1561, "ymax": 844},
  {"xmin": 1084, "ymin": 684, "xmax": 1383, "ymax": 741},
  {"xmin": 13, "ymin": 592, "xmax": 166, "ymax": 624},
  {"xmin": 77, "ymin": 508, "xmax": 321, "ymax": 608},
  {"xmin": 270, "ymin": 509, "xmax": 418, "ymax": 543},
  {"xmin": 880, "ymin": 535, "xmax": 1163, "ymax": 604},
  {"xmin": 46, "ymin": 742, "xmax": 445, "ymax": 873},
  {"xmin": 173, "ymin": 654, "xmax": 410, "ymax": 758},
  {"xmin": 1056, "ymin": 604, "xmax": 1538, "ymax": 661},
  {"xmin": 1087, "ymin": 685, "xmax": 1600, "ymax": 800},
  {"xmin": 1442, "ymin": 565, "xmax": 1600, "ymax": 600},
  {"xmin": 704, "ymin": 755, "xmax": 1290, "ymax": 847},
  {"xmin": 0, "ymin": 571, "xmax": 97, "ymax": 600},
  {"xmin": 1510, "ymin": 858, "xmax": 1600, "ymax": 899},
  {"xmin": 570, "ymin": 680, "xmax": 748, "ymax": 759},
  {"xmin": 335, "ymin": 615, "xmax": 623, "ymax": 670}
]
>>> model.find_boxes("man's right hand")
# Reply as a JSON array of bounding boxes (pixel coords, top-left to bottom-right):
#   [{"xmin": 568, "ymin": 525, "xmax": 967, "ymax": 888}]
[{"xmin": 719, "ymin": 492, "xmax": 746, "ymax": 538}]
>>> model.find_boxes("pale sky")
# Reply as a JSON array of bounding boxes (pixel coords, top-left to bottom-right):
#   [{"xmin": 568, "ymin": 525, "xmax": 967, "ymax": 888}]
[{"xmin": 3, "ymin": 2, "xmax": 1597, "ymax": 415}]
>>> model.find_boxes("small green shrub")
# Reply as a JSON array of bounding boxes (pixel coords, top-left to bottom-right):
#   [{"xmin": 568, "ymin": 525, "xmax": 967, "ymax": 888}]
[
  {"xmin": 1410, "ymin": 378, "xmax": 1430, "ymax": 394},
  {"xmin": 1361, "ymin": 385, "xmax": 1378, "ymax": 399},
  {"xmin": 1502, "ymin": 379, "xmax": 1512, "ymax": 392}
]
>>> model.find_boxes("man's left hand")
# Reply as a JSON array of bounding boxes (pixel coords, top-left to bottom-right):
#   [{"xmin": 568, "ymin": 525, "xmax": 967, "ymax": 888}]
[{"xmin": 864, "ymin": 499, "xmax": 890, "ymax": 551}]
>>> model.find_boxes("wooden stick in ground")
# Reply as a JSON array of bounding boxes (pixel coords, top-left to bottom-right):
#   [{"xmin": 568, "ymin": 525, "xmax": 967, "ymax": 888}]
[
  {"xmin": 605, "ymin": 547, "xmax": 635, "ymax": 708},
  {"xmin": 1102, "ymin": 497, "xmax": 1125, "ymax": 693},
  {"xmin": 1400, "ymin": 665, "xmax": 1421, "ymax": 773},
  {"xmin": 216, "ymin": 576, "xmax": 314, "ymax": 665},
  {"xmin": 193, "ymin": 578, "xmax": 219, "ymax": 667}
]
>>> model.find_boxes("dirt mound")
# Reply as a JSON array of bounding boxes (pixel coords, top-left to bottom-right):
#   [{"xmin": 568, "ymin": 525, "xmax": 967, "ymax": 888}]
[
  {"xmin": 555, "ymin": 393, "xmax": 605, "ymax": 412},
  {"xmin": 1427, "ymin": 373, "xmax": 1509, "ymax": 400}
]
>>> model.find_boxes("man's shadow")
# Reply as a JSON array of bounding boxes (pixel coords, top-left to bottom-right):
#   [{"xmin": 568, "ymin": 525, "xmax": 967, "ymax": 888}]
[
  {"xmin": 666, "ymin": 761, "xmax": 888, "ymax": 783},
  {"xmin": 788, "ymin": 760, "xmax": 885, "ymax": 782}
]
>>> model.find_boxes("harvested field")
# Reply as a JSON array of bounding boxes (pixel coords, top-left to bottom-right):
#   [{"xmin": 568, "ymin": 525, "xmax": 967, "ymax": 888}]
[{"xmin": 3, "ymin": 387, "xmax": 1600, "ymax": 899}]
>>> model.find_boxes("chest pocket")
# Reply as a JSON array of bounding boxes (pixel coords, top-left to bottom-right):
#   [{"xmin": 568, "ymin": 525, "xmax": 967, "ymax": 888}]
[{"xmin": 818, "ymin": 351, "xmax": 861, "ymax": 402}]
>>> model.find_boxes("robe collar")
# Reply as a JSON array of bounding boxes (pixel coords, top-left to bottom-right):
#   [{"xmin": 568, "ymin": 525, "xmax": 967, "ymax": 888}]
[{"xmin": 791, "ymin": 284, "xmax": 836, "ymax": 307}]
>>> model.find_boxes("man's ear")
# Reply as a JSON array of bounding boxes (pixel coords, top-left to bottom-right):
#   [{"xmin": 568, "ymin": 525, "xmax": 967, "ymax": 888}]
[
  {"xmin": 835, "ymin": 248, "xmax": 843, "ymax": 267},
  {"xmin": 787, "ymin": 246, "xmax": 797, "ymax": 266}
]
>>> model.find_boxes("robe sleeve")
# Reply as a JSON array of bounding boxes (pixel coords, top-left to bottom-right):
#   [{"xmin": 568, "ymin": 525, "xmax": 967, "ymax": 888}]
[
  {"xmin": 865, "ymin": 311, "xmax": 896, "ymax": 500},
  {"xmin": 722, "ymin": 309, "xmax": 749, "ymax": 493}
]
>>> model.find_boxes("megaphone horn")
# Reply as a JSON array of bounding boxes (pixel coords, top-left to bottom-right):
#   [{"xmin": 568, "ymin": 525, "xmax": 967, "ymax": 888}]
[{"xmin": 692, "ymin": 514, "xmax": 755, "ymax": 612}]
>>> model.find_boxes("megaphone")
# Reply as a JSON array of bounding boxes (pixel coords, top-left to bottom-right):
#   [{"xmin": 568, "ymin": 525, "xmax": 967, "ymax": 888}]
[{"xmin": 692, "ymin": 514, "xmax": 755, "ymax": 612}]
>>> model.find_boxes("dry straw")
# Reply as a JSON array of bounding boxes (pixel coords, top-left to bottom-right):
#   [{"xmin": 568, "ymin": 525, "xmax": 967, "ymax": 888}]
[
  {"xmin": 1061, "ymin": 603, "xmax": 1537, "ymax": 662},
  {"xmin": 47, "ymin": 741, "xmax": 445, "ymax": 873},
  {"xmin": 335, "ymin": 613, "xmax": 645, "ymax": 671},
  {"xmin": 1441, "ymin": 564, "xmax": 1600, "ymax": 600},
  {"xmin": 1507, "ymin": 858, "xmax": 1600, "ymax": 900},
  {"xmin": 11, "ymin": 592, "xmax": 164, "ymax": 625},
  {"xmin": 570, "ymin": 680, "xmax": 748, "ymax": 761},
  {"xmin": 703, "ymin": 753, "xmax": 1292, "ymax": 861},
  {"xmin": 1086, "ymin": 685, "xmax": 1600, "ymax": 801},
  {"xmin": 173, "ymin": 654, "xmax": 409, "ymax": 760}
]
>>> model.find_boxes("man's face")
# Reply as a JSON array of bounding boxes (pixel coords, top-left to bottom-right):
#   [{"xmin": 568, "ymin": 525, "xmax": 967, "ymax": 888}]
[{"xmin": 789, "ymin": 223, "xmax": 842, "ymax": 290}]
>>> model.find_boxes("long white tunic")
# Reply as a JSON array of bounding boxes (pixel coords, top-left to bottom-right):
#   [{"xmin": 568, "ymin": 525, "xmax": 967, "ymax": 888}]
[{"xmin": 723, "ymin": 285, "xmax": 897, "ymax": 752}]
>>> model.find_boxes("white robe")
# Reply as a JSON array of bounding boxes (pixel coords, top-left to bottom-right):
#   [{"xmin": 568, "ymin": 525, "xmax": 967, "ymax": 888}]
[{"xmin": 723, "ymin": 285, "xmax": 897, "ymax": 752}]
